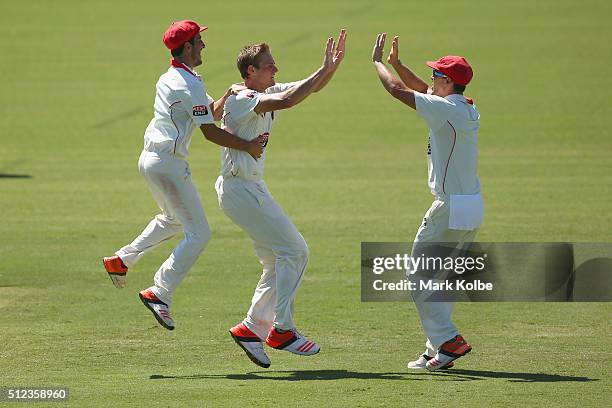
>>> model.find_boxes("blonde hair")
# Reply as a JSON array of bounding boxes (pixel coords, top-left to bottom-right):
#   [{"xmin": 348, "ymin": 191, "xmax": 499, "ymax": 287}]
[{"xmin": 237, "ymin": 43, "xmax": 270, "ymax": 79}]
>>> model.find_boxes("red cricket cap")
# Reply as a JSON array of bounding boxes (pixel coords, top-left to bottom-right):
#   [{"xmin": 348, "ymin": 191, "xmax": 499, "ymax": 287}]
[
  {"xmin": 426, "ymin": 55, "xmax": 473, "ymax": 86},
  {"xmin": 162, "ymin": 20, "xmax": 208, "ymax": 50}
]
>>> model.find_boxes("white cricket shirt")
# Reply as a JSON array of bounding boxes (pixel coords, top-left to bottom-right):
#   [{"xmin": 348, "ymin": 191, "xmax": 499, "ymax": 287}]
[
  {"xmin": 414, "ymin": 92, "xmax": 481, "ymax": 198},
  {"xmin": 220, "ymin": 82, "xmax": 297, "ymax": 180},
  {"xmin": 143, "ymin": 60, "xmax": 215, "ymax": 159}
]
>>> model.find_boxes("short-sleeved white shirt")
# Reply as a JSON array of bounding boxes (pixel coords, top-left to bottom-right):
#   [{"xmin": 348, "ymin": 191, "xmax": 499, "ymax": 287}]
[
  {"xmin": 143, "ymin": 60, "xmax": 215, "ymax": 159},
  {"xmin": 220, "ymin": 82, "xmax": 299, "ymax": 180},
  {"xmin": 414, "ymin": 92, "xmax": 481, "ymax": 198}
]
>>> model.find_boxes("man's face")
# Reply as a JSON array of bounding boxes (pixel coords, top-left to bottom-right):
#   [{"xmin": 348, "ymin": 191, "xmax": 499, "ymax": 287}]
[
  {"xmin": 430, "ymin": 70, "xmax": 451, "ymax": 97},
  {"xmin": 190, "ymin": 33, "xmax": 206, "ymax": 67},
  {"xmin": 250, "ymin": 51, "xmax": 278, "ymax": 88}
]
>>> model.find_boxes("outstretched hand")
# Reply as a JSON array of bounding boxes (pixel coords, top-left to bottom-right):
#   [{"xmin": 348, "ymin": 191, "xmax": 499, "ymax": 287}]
[
  {"xmin": 323, "ymin": 29, "xmax": 346, "ymax": 70},
  {"xmin": 387, "ymin": 36, "xmax": 400, "ymax": 66},
  {"xmin": 322, "ymin": 37, "xmax": 334, "ymax": 69},
  {"xmin": 372, "ymin": 33, "xmax": 387, "ymax": 62},
  {"xmin": 334, "ymin": 29, "xmax": 347, "ymax": 66}
]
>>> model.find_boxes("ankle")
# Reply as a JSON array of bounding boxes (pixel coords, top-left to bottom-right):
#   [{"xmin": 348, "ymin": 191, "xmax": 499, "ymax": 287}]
[{"xmin": 274, "ymin": 327, "xmax": 289, "ymax": 334}]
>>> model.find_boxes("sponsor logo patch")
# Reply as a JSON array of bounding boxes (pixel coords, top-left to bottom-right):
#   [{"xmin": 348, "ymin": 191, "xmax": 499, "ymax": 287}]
[{"xmin": 193, "ymin": 105, "xmax": 209, "ymax": 116}]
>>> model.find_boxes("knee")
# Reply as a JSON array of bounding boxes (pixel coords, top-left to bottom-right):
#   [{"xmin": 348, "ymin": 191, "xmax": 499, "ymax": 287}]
[
  {"xmin": 259, "ymin": 255, "xmax": 277, "ymax": 270},
  {"xmin": 188, "ymin": 236, "xmax": 209, "ymax": 255},
  {"xmin": 272, "ymin": 237, "xmax": 309, "ymax": 266},
  {"xmin": 288, "ymin": 238, "xmax": 309, "ymax": 261},
  {"xmin": 299, "ymin": 241, "xmax": 309, "ymax": 260},
  {"xmin": 187, "ymin": 227, "xmax": 211, "ymax": 252},
  {"xmin": 156, "ymin": 214, "xmax": 182, "ymax": 231}
]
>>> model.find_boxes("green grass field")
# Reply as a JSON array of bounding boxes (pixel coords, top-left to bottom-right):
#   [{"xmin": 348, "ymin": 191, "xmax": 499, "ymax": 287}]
[{"xmin": 1, "ymin": 0, "xmax": 611, "ymax": 406}]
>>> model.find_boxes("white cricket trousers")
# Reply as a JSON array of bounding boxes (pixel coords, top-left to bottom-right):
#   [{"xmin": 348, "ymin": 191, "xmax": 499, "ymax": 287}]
[
  {"xmin": 410, "ymin": 199, "xmax": 477, "ymax": 352},
  {"xmin": 215, "ymin": 176, "xmax": 309, "ymax": 340},
  {"xmin": 116, "ymin": 150, "xmax": 211, "ymax": 305}
]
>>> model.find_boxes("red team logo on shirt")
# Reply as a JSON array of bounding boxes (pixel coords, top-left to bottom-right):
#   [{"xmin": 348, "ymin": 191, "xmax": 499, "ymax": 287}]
[{"xmin": 193, "ymin": 105, "xmax": 209, "ymax": 116}]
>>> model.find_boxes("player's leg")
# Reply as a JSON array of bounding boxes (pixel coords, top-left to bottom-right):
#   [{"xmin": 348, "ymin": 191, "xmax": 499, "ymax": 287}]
[
  {"xmin": 116, "ymin": 152, "xmax": 183, "ymax": 265},
  {"xmin": 422, "ymin": 228, "xmax": 476, "ymax": 371},
  {"xmin": 228, "ymin": 240, "xmax": 275, "ymax": 368},
  {"xmin": 148, "ymin": 160, "xmax": 211, "ymax": 306},
  {"xmin": 411, "ymin": 282, "xmax": 458, "ymax": 348},
  {"xmin": 217, "ymin": 178, "xmax": 275, "ymax": 366},
  {"xmin": 410, "ymin": 245, "xmax": 459, "ymax": 349},
  {"xmin": 264, "ymin": 231, "xmax": 318, "ymax": 356},
  {"xmin": 270, "ymin": 231, "xmax": 309, "ymax": 332},
  {"xmin": 104, "ymin": 151, "xmax": 182, "ymax": 288},
  {"xmin": 217, "ymin": 177, "xmax": 282, "ymax": 335},
  {"xmin": 243, "ymin": 240, "xmax": 278, "ymax": 340},
  {"xmin": 217, "ymin": 178, "xmax": 318, "ymax": 356},
  {"xmin": 243, "ymin": 183, "xmax": 315, "ymax": 355},
  {"xmin": 412, "ymin": 229, "xmax": 477, "ymax": 341},
  {"xmin": 223, "ymin": 180, "xmax": 308, "ymax": 330},
  {"xmin": 114, "ymin": 215, "xmax": 182, "ymax": 264},
  {"xmin": 408, "ymin": 199, "xmax": 476, "ymax": 369},
  {"xmin": 139, "ymin": 158, "xmax": 211, "ymax": 330}
]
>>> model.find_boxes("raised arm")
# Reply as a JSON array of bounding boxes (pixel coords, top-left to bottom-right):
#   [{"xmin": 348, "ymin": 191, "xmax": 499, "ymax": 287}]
[
  {"xmin": 200, "ymin": 124, "xmax": 265, "ymax": 159},
  {"xmin": 254, "ymin": 36, "xmax": 343, "ymax": 114},
  {"xmin": 387, "ymin": 36, "xmax": 428, "ymax": 93},
  {"xmin": 372, "ymin": 33, "xmax": 417, "ymax": 110},
  {"xmin": 313, "ymin": 29, "xmax": 347, "ymax": 92}
]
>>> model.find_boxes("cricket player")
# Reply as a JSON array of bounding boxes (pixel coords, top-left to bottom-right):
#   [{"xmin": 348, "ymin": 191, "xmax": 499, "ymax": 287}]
[
  {"xmin": 218, "ymin": 30, "xmax": 347, "ymax": 368},
  {"xmin": 102, "ymin": 20, "xmax": 265, "ymax": 331},
  {"xmin": 372, "ymin": 34, "xmax": 483, "ymax": 371}
]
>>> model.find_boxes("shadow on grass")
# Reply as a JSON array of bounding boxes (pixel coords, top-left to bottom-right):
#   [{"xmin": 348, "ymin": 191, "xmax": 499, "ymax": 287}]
[
  {"xmin": 150, "ymin": 369, "xmax": 598, "ymax": 383},
  {"xmin": 420, "ymin": 369, "xmax": 598, "ymax": 383},
  {"xmin": 0, "ymin": 159, "xmax": 30, "ymax": 179},
  {"xmin": 150, "ymin": 370, "xmax": 424, "ymax": 381},
  {"xmin": 0, "ymin": 173, "xmax": 31, "ymax": 179}
]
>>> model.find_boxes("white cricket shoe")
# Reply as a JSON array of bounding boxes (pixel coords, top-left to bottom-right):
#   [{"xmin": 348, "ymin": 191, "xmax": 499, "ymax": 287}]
[
  {"xmin": 266, "ymin": 327, "xmax": 320, "ymax": 356},
  {"xmin": 229, "ymin": 322, "xmax": 271, "ymax": 368},
  {"xmin": 138, "ymin": 288, "xmax": 175, "ymax": 330},
  {"xmin": 408, "ymin": 353, "xmax": 454, "ymax": 369}
]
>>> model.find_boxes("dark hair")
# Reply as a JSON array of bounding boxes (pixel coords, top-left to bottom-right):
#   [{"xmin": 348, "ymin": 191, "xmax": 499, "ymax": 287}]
[
  {"xmin": 453, "ymin": 83, "xmax": 466, "ymax": 94},
  {"xmin": 236, "ymin": 43, "xmax": 270, "ymax": 79},
  {"xmin": 171, "ymin": 37, "xmax": 196, "ymax": 57}
]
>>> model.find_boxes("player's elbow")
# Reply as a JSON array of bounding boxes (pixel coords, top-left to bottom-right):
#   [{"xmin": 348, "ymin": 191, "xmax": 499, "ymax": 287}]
[
  {"xmin": 275, "ymin": 95, "xmax": 297, "ymax": 109},
  {"xmin": 284, "ymin": 98, "xmax": 298, "ymax": 108},
  {"xmin": 199, "ymin": 124, "xmax": 216, "ymax": 140},
  {"xmin": 389, "ymin": 86, "xmax": 416, "ymax": 109},
  {"xmin": 276, "ymin": 89, "xmax": 301, "ymax": 109}
]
